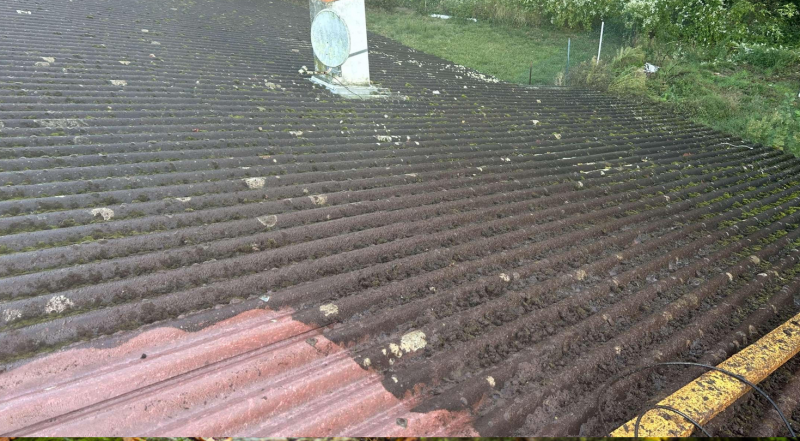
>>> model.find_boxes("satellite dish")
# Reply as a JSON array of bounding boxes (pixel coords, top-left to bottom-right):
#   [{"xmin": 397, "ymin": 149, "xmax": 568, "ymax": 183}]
[{"xmin": 310, "ymin": 10, "xmax": 351, "ymax": 67}]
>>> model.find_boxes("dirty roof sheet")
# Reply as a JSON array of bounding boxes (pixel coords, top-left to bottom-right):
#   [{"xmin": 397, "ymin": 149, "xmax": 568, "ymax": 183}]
[{"xmin": 1, "ymin": 0, "xmax": 800, "ymax": 436}]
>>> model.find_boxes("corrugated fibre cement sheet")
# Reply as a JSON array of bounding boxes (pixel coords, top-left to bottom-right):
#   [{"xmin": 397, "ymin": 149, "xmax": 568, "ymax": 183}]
[{"xmin": 0, "ymin": 0, "xmax": 799, "ymax": 436}]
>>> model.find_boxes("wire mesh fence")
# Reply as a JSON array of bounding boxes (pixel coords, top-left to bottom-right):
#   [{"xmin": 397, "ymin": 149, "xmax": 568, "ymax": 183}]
[{"xmin": 367, "ymin": 0, "xmax": 638, "ymax": 86}]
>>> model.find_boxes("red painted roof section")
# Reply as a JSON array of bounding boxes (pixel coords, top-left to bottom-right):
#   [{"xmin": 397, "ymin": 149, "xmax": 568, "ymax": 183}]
[{"xmin": 1, "ymin": 308, "xmax": 477, "ymax": 435}]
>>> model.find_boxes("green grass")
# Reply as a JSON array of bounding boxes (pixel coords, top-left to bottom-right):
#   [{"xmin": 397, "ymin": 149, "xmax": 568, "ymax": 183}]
[
  {"xmin": 366, "ymin": 7, "xmax": 800, "ymax": 155},
  {"xmin": 644, "ymin": 55, "xmax": 799, "ymax": 154},
  {"xmin": 367, "ymin": 8, "xmax": 621, "ymax": 85}
]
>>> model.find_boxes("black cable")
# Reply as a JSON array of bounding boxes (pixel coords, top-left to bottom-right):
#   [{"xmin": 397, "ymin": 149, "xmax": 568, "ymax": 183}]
[
  {"xmin": 634, "ymin": 404, "xmax": 713, "ymax": 438},
  {"xmin": 597, "ymin": 361, "xmax": 796, "ymax": 437}
]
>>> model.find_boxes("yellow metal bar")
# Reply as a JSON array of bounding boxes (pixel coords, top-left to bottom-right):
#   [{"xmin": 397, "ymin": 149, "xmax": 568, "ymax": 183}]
[{"xmin": 612, "ymin": 311, "xmax": 800, "ymax": 437}]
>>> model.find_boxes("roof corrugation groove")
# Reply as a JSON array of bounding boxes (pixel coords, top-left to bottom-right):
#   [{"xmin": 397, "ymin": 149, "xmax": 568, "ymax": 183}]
[{"xmin": 0, "ymin": 0, "xmax": 799, "ymax": 436}]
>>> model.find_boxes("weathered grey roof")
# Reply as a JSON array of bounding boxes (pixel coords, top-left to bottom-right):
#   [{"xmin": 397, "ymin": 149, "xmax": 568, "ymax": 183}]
[{"xmin": 1, "ymin": 0, "xmax": 799, "ymax": 436}]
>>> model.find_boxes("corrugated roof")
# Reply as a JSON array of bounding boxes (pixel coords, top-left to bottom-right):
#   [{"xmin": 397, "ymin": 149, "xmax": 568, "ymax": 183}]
[{"xmin": 0, "ymin": 0, "xmax": 799, "ymax": 436}]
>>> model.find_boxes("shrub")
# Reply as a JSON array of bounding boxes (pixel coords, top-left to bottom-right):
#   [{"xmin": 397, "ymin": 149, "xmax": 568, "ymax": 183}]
[
  {"xmin": 388, "ymin": 0, "xmax": 799, "ymax": 46},
  {"xmin": 568, "ymin": 57, "xmax": 614, "ymax": 90},
  {"xmin": 689, "ymin": 93, "xmax": 740, "ymax": 120},
  {"xmin": 608, "ymin": 66, "xmax": 647, "ymax": 95},
  {"xmin": 567, "ymin": 47, "xmax": 647, "ymax": 95},
  {"xmin": 745, "ymin": 93, "xmax": 800, "ymax": 153},
  {"xmin": 623, "ymin": 0, "xmax": 799, "ymax": 46},
  {"xmin": 520, "ymin": 0, "xmax": 624, "ymax": 29},
  {"xmin": 731, "ymin": 42, "xmax": 800, "ymax": 73},
  {"xmin": 611, "ymin": 46, "xmax": 645, "ymax": 68}
]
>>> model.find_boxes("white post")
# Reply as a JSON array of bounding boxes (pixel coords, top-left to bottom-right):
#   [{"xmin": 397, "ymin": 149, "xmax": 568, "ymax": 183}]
[
  {"xmin": 309, "ymin": 0, "xmax": 371, "ymax": 86},
  {"xmin": 596, "ymin": 21, "xmax": 604, "ymax": 65}
]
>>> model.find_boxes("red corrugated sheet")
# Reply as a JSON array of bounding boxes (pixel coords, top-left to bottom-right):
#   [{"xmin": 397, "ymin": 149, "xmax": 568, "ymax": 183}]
[{"xmin": 1, "ymin": 308, "xmax": 477, "ymax": 435}]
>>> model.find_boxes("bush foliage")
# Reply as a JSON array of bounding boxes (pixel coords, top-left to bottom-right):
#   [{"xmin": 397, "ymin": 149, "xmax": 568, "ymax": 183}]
[
  {"xmin": 371, "ymin": 0, "xmax": 800, "ymax": 47},
  {"xmin": 565, "ymin": 41, "xmax": 800, "ymax": 154},
  {"xmin": 366, "ymin": 0, "xmax": 800, "ymax": 154},
  {"xmin": 624, "ymin": 0, "xmax": 799, "ymax": 45}
]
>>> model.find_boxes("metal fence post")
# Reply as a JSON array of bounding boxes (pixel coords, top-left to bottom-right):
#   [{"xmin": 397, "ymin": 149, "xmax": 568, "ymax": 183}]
[
  {"xmin": 597, "ymin": 21, "xmax": 604, "ymax": 65},
  {"xmin": 565, "ymin": 38, "xmax": 571, "ymax": 83}
]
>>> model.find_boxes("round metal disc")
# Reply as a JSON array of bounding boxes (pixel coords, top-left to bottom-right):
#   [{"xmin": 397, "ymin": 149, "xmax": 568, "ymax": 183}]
[{"xmin": 310, "ymin": 10, "xmax": 350, "ymax": 67}]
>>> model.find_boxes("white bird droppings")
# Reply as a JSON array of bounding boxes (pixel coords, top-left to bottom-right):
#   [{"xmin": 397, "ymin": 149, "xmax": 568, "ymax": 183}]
[
  {"xmin": 499, "ymin": 273, "xmax": 511, "ymax": 282},
  {"xmin": 2, "ymin": 309, "xmax": 22, "ymax": 323},
  {"xmin": 37, "ymin": 118, "xmax": 85, "ymax": 129},
  {"xmin": 376, "ymin": 135, "xmax": 392, "ymax": 142},
  {"xmin": 244, "ymin": 177, "xmax": 266, "ymax": 189},
  {"xmin": 257, "ymin": 215, "xmax": 278, "ymax": 228},
  {"xmin": 363, "ymin": 358, "xmax": 371, "ymax": 367},
  {"xmin": 400, "ymin": 330, "xmax": 427, "ymax": 353},
  {"xmin": 110, "ymin": 80, "xmax": 127, "ymax": 86},
  {"xmin": 576, "ymin": 269, "xmax": 587, "ymax": 281},
  {"xmin": 34, "ymin": 62, "xmax": 51, "ymax": 67},
  {"xmin": 41, "ymin": 57, "xmax": 56, "ymax": 63},
  {"xmin": 726, "ymin": 272, "xmax": 734, "ymax": 281},
  {"xmin": 308, "ymin": 194, "xmax": 327, "ymax": 206},
  {"xmin": 175, "ymin": 197, "xmax": 192, "ymax": 202},
  {"xmin": 119, "ymin": 60, "xmax": 131, "ymax": 65},
  {"xmin": 389, "ymin": 343, "xmax": 402, "ymax": 358},
  {"xmin": 90, "ymin": 207, "xmax": 115, "ymax": 221},
  {"xmin": 320, "ymin": 303, "xmax": 339, "ymax": 317},
  {"xmin": 487, "ymin": 376, "xmax": 496, "ymax": 387},
  {"xmin": 45, "ymin": 295, "xmax": 75, "ymax": 314}
]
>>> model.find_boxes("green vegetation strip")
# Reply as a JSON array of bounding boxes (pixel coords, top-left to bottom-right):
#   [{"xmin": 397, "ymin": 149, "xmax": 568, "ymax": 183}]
[
  {"xmin": 366, "ymin": 8, "xmax": 800, "ymax": 155},
  {"xmin": 367, "ymin": 8, "xmax": 621, "ymax": 85}
]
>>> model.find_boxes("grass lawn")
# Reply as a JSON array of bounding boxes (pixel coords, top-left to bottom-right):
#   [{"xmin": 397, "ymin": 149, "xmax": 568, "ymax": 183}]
[
  {"xmin": 367, "ymin": 8, "xmax": 622, "ymax": 85},
  {"xmin": 646, "ymin": 58, "xmax": 799, "ymax": 153},
  {"xmin": 366, "ymin": 8, "xmax": 800, "ymax": 154}
]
